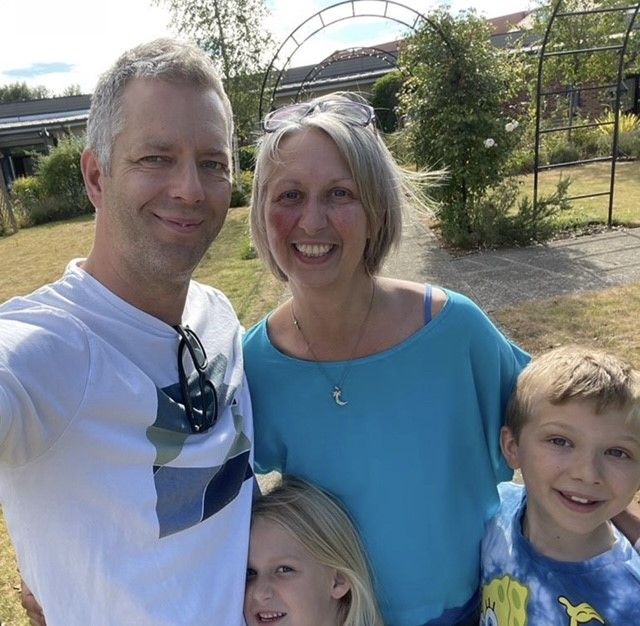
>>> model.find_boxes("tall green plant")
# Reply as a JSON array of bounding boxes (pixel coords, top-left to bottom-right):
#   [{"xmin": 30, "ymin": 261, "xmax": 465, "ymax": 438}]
[{"xmin": 399, "ymin": 9, "xmax": 526, "ymax": 243}]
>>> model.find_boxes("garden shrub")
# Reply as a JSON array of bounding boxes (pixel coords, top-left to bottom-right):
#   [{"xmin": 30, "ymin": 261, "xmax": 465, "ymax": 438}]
[
  {"xmin": 231, "ymin": 169, "xmax": 254, "ymax": 208},
  {"xmin": 36, "ymin": 134, "xmax": 91, "ymax": 220},
  {"xmin": 237, "ymin": 145, "xmax": 256, "ymax": 172},
  {"xmin": 10, "ymin": 176, "xmax": 46, "ymax": 226},
  {"xmin": 547, "ymin": 141, "xmax": 580, "ymax": 165},
  {"xmin": 441, "ymin": 177, "xmax": 572, "ymax": 249},
  {"xmin": 399, "ymin": 9, "xmax": 527, "ymax": 248}
]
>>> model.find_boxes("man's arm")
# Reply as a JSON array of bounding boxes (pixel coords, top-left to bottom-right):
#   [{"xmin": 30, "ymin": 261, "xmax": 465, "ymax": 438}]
[
  {"xmin": 21, "ymin": 580, "xmax": 46, "ymax": 626},
  {"xmin": 612, "ymin": 494, "xmax": 640, "ymax": 551}
]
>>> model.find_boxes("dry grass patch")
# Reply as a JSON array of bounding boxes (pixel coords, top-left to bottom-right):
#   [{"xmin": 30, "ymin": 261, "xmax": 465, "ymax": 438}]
[{"xmin": 494, "ymin": 282, "xmax": 640, "ymax": 367}]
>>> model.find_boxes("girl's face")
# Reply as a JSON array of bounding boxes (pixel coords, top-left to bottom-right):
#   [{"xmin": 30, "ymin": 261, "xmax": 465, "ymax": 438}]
[{"xmin": 244, "ymin": 517, "xmax": 350, "ymax": 626}]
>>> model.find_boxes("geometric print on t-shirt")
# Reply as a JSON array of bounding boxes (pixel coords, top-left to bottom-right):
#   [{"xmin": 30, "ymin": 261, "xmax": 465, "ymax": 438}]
[{"xmin": 147, "ymin": 351, "xmax": 253, "ymax": 538}]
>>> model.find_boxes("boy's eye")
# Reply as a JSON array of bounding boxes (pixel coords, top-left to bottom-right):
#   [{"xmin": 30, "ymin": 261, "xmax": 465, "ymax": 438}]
[
  {"xmin": 549, "ymin": 437, "xmax": 571, "ymax": 447},
  {"xmin": 605, "ymin": 447, "xmax": 631, "ymax": 460}
]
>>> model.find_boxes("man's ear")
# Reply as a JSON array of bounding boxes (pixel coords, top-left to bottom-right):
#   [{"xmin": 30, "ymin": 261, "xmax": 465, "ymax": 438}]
[
  {"xmin": 329, "ymin": 570, "xmax": 351, "ymax": 601},
  {"xmin": 500, "ymin": 425, "xmax": 521, "ymax": 470},
  {"xmin": 81, "ymin": 148, "xmax": 105, "ymax": 210}
]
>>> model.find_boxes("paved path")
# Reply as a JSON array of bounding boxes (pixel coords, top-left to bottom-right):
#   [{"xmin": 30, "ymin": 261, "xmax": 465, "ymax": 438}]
[{"xmin": 383, "ymin": 217, "xmax": 640, "ymax": 313}]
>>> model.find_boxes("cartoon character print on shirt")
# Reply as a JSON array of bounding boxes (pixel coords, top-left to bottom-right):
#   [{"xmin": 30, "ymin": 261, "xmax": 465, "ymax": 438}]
[
  {"xmin": 481, "ymin": 576, "xmax": 606, "ymax": 626},
  {"xmin": 146, "ymin": 351, "xmax": 252, "ymax": 538},
  {"xmin": 481, "ymin": 575, "xmax": 529, "ymax": 626}
]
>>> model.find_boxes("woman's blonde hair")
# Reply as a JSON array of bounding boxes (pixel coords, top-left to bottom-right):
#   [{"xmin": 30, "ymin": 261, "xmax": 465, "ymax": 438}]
[
  {"xmin": 252, "ymin": 476, "xmax": 384, "ymax": 626},
  {"xmin": 251, "ymin": 92, "xmax": 438, "ymax": 282}
]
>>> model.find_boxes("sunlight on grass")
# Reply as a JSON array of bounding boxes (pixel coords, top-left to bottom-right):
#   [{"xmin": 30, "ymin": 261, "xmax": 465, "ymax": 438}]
[{"xmin": 519, "ymin": 161, "xmax": 640, "ymax": 229}]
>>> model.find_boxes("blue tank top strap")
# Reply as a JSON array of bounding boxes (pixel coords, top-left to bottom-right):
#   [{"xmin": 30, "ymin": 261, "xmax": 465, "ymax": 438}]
[{"xmin": 424, "ymin": 283, "xmax": 433, "ymax": 325}]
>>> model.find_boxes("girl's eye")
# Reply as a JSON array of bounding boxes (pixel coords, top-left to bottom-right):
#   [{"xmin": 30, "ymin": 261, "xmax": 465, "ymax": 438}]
[
  {"xmin": 605, "ymin": 448, "xmax": 631, "ymax": 460},
  {"xmin": 276, "ymin": 565, "xmax": 294, "ymax": 574},
  {"xmin": 246, "ymin": 568, "xmax": 256, "ymax": 581},
  {"xmin": 549, "ymin": 437, "xmax": 571, "ymax": 447}
]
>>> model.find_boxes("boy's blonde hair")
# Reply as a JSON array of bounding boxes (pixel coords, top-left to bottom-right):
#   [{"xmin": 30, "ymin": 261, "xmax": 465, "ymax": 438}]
[
  {"xmin": 252, "ymin": 476, "xmax": 384, "ymax": 626},
  {"xmin": 507, "ymin": 345, "xmax": 640, "ymax": 440}
]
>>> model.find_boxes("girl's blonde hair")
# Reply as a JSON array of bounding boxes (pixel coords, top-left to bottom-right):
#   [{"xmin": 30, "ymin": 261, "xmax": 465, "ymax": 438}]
[{"xmin": 252, "ymin": 476, "xmax": 384, "ymax": 626}]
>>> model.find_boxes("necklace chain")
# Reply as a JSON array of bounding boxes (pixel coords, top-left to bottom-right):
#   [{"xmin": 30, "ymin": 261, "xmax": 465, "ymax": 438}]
[{"xmin": 291, "ymin": 281, "xmax": 376, "ymax": 407}]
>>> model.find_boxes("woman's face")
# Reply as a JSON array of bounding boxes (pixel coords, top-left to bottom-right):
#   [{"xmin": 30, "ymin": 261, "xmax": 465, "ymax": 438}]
[
  {"xmin": 244, "ymin": 517, "xmax": 349, "ymax": 626},
  {"xmin": 262, "ymin": 128, "xmax": 370, "ymax": 292}
]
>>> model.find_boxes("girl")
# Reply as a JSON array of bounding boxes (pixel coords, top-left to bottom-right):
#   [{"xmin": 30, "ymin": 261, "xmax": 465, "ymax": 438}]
[{"xmin": 244, "ymin": 476, "xmax": 384, "ymax": 626}]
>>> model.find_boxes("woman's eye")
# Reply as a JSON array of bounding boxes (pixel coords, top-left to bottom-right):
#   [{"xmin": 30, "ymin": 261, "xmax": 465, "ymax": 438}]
[
  {"xmin": 331, "ymin": 188, "xmax": 352, "ymax": 200},
  {"xmin": 276, "ymin": 190, "xmax": 301, "ymax": 202},
  {"xmin": 606, "ymin": 448, "xmax": 631, "ymax": 460}
]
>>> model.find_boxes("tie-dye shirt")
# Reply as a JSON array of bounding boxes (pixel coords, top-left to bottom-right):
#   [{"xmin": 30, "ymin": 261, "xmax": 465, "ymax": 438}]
[{"xmin": 481, "ymin": 482, "xmax": 640, "ymax": 626}]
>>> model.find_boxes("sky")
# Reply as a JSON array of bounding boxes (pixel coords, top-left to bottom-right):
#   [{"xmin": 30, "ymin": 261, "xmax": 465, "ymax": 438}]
[{"xmin": 1, "ymin": 0, "xmax": 534, "ymax": 95}]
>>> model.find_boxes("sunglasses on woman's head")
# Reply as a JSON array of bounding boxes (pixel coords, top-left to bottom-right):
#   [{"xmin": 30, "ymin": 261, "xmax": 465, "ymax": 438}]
[{"xmin": 262, "ymin": 100, "xmax": 376, "ymax": 133}]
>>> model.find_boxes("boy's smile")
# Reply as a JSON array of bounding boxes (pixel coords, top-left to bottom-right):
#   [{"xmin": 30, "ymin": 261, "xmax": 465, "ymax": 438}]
[{"xmin": 501, "ymin": 399, "xmax": 640, "ymax": 561}]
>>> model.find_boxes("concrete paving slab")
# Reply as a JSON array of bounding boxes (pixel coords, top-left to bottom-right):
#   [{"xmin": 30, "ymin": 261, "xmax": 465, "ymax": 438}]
[{"xmin": 383, "ymin": 220, "xmax": 640, "ymax": 313}]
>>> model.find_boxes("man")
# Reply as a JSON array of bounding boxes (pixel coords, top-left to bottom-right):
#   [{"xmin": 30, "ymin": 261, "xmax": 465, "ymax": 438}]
[{"xmin": 0, "ymin": 39, "xmax": 253, "ymax": 625}]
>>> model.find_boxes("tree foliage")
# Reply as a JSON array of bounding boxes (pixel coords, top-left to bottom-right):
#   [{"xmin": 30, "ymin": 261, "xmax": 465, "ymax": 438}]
[
  {"xmin": 156, "ymin": 0, "xmax": 273, "ymax": 143},
  {"xmin": 0, "ymin": 82, "xmax": 50, "ymax": 103},
  {"xmin": 532, "ymin": 0, "xmax": 640, "ymax": 91},
  {"xmin": 399, "ymin": 9, "xmax": 527, "ymax": 245},
  {"xmin": 371, "ymin": 70, "xmax": 404, "ymax": 133}
]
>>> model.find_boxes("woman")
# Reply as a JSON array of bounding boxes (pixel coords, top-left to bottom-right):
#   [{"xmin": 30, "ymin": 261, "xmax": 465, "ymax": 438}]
[{"xmin": 243, "ymin": 94, "xmax": 529, "ymax": 626}]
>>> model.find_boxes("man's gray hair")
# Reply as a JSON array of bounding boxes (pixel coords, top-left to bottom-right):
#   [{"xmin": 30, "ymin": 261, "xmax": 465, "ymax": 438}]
[{"xmin": 87, "ymin": 38, "xmax": 232, "ymax": 171}]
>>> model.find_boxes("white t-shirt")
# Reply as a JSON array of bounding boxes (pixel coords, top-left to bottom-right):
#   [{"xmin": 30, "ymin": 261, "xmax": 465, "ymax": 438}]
[{"xmin": 0, "ymin": 260, "xmax": 254, "ymax": 625}]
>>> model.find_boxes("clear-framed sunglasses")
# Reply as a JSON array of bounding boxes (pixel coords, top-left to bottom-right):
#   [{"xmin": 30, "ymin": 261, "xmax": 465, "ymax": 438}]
[{"xmin": 262, "ymin": 99, "xmax": 376, "ymax": 133}]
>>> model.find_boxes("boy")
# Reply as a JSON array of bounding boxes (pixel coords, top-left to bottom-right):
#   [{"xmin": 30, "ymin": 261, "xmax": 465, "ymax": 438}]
[{"xmin": 480, "ymin": 345, "xmax": 640, "ymax": 625}]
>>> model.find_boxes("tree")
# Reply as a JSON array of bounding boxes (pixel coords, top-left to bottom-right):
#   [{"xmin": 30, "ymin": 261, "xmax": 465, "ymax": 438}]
[
  {"xmin": 399, "ymin": 9, "xmax": 527, "ymax": 245},
  {"xmin": 61, "ymin": 84, "xmax": 83, "ymax": 96},
  {"xmin": 156, "ymin": 0, "xmax": 273, "ymax": 144},
  {"xmin": 0, "ymin": 82, "xmax": 50, "ymax": 103},
  {"xmin": 531, "ymin": 0, "xmax": 639, "ymax": 92},
  {"xmin": 371, "ymin": 70, "xmax": 404, "ymax": 133}
]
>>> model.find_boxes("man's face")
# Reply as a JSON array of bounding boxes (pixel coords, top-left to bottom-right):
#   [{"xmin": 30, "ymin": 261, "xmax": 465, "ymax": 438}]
[{"xmin": 88, "ymin": 78, "xmax": 232, "ymax": 288}]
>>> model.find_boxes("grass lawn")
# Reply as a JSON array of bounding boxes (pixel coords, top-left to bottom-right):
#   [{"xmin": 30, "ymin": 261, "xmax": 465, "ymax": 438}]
[
  {"xmin": 0, "ymin": 208, "xmax": 639, "ymax": 624},
  {"xmin": 520, "ymin": 160, "xmax": 640, "ymax": 230}
]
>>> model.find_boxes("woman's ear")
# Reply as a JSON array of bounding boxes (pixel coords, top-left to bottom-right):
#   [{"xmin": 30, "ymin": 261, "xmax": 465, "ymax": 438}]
[
  {"xmin": 500, "ymin": 425, "xmax": 521, "ymax": 470},
  {"xmin": 329, "ymin": 570, "xmax": 351, "ymax": 600}
]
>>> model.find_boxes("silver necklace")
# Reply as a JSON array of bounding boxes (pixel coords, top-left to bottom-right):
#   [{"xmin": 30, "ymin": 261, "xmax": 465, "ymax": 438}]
[{"xmin": 291, "ymin": 281, "xmax": 376, "ymax": 407}]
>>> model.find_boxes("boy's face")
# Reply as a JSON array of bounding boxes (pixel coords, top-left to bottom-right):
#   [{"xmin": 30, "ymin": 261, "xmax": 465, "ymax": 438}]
[{"xmin": 501, "ymin": 399, "xmax": 640, "ymax": 557}]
